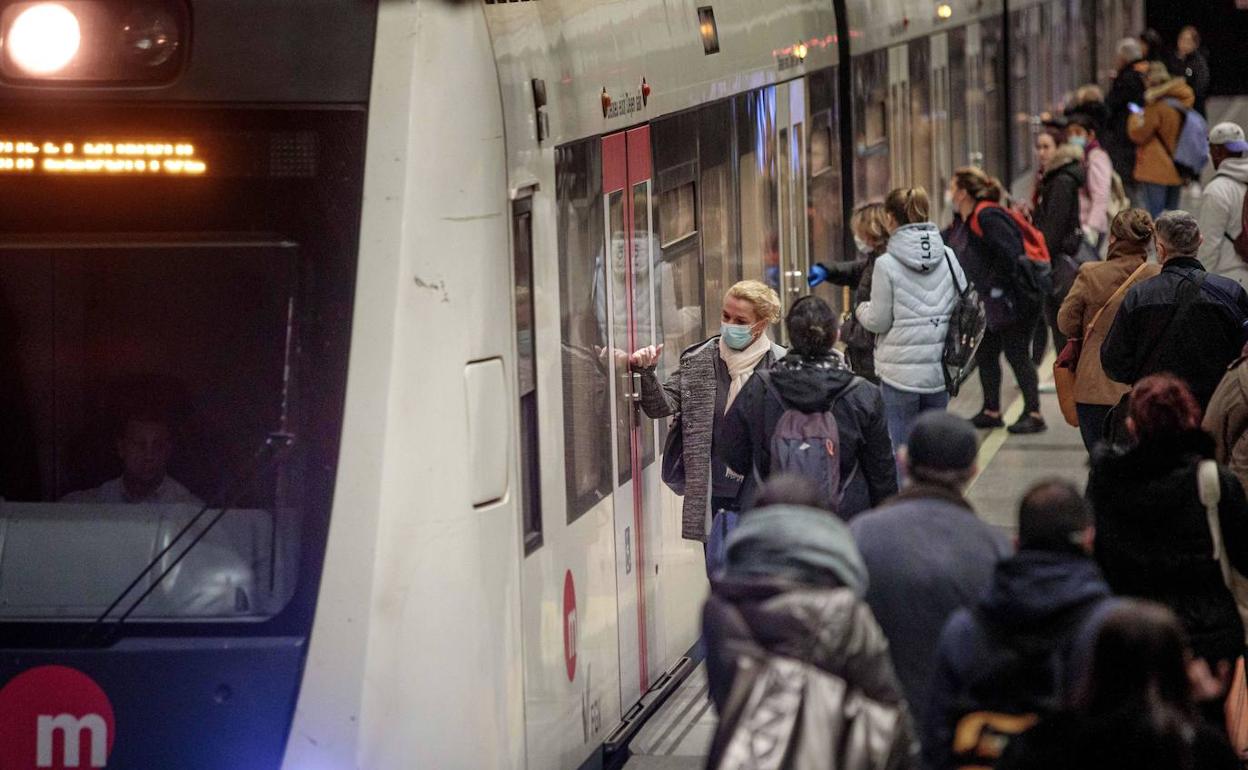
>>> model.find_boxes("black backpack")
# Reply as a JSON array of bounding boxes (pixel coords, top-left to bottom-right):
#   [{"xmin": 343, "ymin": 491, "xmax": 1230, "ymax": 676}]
[
  {"xmin": 949, "ymin": 600, "xmax": 1100, "ymax": 769},
  {"xmin": 942, "ymin": 249, "xmax": 986, "ymax": 397}
]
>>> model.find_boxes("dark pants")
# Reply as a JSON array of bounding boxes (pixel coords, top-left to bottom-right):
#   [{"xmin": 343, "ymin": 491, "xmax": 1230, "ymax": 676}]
[
  {"xmin": 978, "ymin": 318, "xmax": 1041, "ymax": 414},
  {"xmin": 1032, "ymin": 294, "xmax": 1068, "ymax": 365},
  {"xmin": 1076, "ymin": 402, "xmax": 1112, "ymax": 453}
]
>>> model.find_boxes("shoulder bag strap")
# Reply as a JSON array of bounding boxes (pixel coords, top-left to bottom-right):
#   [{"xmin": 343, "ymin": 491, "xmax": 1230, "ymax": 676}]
[
  {"xmin": 1085, "ymin": 262, "xmax": 1152, "ymax": 338},
  {"xmin": 944, "ymin": 248, "xmax": 966, "ymax": 297},
  {"xmin": 1141, "ymin": 271, "xmax": 1208, "ymax": 374},
  {"xmin": 1198, "ymin": 460, "xmax": 1234, "ymax": 587}
]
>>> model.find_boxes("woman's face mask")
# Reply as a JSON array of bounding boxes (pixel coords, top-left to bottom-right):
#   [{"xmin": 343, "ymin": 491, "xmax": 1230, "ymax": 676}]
[
  {"xmin": 1068, "ymin": 134, "xmax": 1088, "ymax": 149},
  {"xmin": 854, "ymin": 235, "xmax": 871, "ymax": 255},
  {"xmin": 721, "ymin": 323, "xmax": 757, "ymax": 350}
]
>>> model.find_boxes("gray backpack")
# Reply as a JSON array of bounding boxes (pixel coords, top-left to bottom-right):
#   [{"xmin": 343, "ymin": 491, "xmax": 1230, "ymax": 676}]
[{"xmin": 758, "ymin": 372, "xmax": 857, "ymax": 511}]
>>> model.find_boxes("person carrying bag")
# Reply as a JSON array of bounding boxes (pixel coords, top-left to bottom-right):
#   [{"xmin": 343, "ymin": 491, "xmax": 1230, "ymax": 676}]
[{"xmin": 1053, "ymin": 261, "xmax": 1151, "ymax": 427}]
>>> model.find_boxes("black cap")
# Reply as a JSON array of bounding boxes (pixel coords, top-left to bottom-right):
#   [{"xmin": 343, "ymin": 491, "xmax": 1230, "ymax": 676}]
[{"xmin": 907, "ymin": 411, "xmax": 978, "ymax": 472}]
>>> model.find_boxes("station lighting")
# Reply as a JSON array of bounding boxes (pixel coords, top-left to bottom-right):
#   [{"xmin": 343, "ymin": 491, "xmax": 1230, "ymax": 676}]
[
  {"xmin": 6, "ymin": 3, "xmax": 81, "ymax": 75},
  {"xmin": 936, "ymin": 3, "xmax": 954, "ymax": 20}
]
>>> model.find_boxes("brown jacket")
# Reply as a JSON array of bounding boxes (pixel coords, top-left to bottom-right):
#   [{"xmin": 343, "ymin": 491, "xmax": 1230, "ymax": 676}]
[
  {"xmin": 1057, "ymin": 242, "xmax": 1160, "ymax": 405},
  {"xmin": 1203, "ymin": 355, "xmax": 1248, "ymax": 494},
  {"xmin": 1128, "ymin": 78, "xmax": 1196, "ymax": 186}
]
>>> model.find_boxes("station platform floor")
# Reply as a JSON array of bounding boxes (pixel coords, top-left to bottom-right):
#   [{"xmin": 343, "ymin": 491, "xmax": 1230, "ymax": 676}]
[
  {"xmin": 618, "ymin": 96, "xmax": 1248, "ymax": 768},
  {"xmin": 620, "ymin": 351, "xmax": 1080, "ymax": 769}
]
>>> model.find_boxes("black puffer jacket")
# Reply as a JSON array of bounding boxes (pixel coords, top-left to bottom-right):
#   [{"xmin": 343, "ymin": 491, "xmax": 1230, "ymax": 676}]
[
  {"xmin": 718, "ymin": 354, "xmax": 898, "ymax": 518},
  {"xmin": 1087, "ymin": 430, "xmax": 1248, "ymax": 664},
  {"xmin": 1101, "ymin": 257, "xmax": 1248, "ymax": 407},
  {"xmin": 1033, "ymin": 148, "xmax": 1087, "ymax": 260},
  {"xmin": 818, "ymin": 254, "xmax": 881, "ymax": 382},
  {"xmin": 704, "ymin": 577, "xmax": 915, "ymax": 769}
]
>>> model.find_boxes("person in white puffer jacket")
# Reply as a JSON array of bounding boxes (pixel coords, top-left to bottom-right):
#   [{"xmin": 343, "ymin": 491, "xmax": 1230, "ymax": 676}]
[{"xmin": 857, "ymin": 186, "xmax": 966, "ymax": 453}]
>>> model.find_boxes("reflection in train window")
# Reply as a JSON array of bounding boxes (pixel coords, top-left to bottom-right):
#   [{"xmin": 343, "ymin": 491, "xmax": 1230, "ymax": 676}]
[
  {"xmin": 0, "ymin": 242, "xmax": 301, "ymax": 621},
  {"xmin": 909, "ymin": 38, "xmax": 934, "ymax": 206},
  {"xmin": 659, "ymin": 183, "xmax": 697, "ymax": 248},
  {"xmin": 981, "ymin": 19, "xmax": 1005, "ymax": 178},
  {"xmin": 555, "ymin": 140, "xmax": 613, "ymax": 523},
  {"xmin": 807, "ymin": 67, "xmax": 845, "ymax": 314},
  {"xmin": 737, "ymin": 87, "xmax": 779, "ymax": 296},
  {"xmin": 854, "ymin": 49, "xmax": 889, "ymax": 202},
  {"xmin": 699, "ymin": 99, "xmax": 739, "ymax": 339}
]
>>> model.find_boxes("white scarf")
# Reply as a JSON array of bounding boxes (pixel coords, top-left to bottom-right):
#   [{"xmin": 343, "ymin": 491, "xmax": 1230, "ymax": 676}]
[{"xmin": 720, "ymin": 332, "xmax": 772, "ymax": 412}]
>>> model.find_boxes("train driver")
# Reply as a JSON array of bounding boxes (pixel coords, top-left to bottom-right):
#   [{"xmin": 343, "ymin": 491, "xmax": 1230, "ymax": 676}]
[{"xmin": 62, "ymin": 411, "xmax": 203, "ymax": 506}]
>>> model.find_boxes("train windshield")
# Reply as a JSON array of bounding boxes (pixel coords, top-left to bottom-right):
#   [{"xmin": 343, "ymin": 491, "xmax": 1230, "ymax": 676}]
[{"xmin": 0, "ymin": 241, "xmax": 303, "ymax": 621}]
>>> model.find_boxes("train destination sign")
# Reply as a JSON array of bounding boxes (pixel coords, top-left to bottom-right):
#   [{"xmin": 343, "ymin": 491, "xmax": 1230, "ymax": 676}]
[{"xmin": 0, "ymin": 138, "xmax": 207, "ymax": 176}]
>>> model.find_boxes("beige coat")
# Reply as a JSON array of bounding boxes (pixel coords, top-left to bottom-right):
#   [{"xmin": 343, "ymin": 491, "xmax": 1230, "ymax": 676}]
[
  {"xmin": 1203, "ymin": 356, "xmax": 1248, "ymax": 494},
  {"xmin": 1057, "ymin": 243, "xmax": 1160, "ymax": 405},
  {"xmin": 1127, "ymin": 78, "xmax": 1196, "ymax": 186}
]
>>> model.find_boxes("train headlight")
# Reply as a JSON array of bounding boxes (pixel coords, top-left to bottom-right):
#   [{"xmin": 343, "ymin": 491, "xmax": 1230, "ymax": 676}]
[
  {"xmin": 0, "ymin": 0, "xmax": 187, "ymax": 85},
  {"xmin": 6, "ymin": 3, "xmax": 81, "ymax": 75}
]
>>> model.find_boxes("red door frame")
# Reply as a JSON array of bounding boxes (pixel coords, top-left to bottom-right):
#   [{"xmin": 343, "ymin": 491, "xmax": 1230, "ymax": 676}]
[{"xmin": 602, "ymin": 126, "xmax": 652, "ymax": 693}]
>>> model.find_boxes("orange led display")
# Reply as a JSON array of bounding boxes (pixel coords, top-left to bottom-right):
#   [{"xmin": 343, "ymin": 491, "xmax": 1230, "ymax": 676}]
[{"xmin": 0, "ymin": 138, "xmax": 207, "ymax": 175}]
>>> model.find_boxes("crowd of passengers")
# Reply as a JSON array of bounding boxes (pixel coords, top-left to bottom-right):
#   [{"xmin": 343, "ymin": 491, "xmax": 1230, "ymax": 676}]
[{"xmin": 626, "ymin": 25, "xmax": 1248, "ymax": 770}]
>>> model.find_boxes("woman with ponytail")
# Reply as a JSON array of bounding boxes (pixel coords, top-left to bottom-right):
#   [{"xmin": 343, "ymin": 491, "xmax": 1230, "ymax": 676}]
[{"xmin": 719, "ymin": 296, "xmax": 897, "ymax": 520}]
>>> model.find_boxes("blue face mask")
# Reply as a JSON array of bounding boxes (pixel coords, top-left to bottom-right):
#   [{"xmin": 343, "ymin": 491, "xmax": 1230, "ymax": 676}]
[
  {"xmin": 721, "ymin": 323, "xmax": 756, "ymax": 350},
  {"xmin": 1068, "ymin": 135, "xmax": 1088, "ymax": 149}
]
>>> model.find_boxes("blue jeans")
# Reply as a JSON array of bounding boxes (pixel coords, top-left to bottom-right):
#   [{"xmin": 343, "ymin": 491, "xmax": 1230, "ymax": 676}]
[
  {"xmin": 881, "ymin": 383, "xmax": 950, "ymax": 453},
  {"xmin": 1139, "ymin": 182, "xmax": 1182, "ymax": 218}
]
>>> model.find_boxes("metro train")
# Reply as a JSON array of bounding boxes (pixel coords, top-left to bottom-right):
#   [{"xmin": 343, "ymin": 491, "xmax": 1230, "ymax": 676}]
[{"xmin": 0, "ymin": 0, "xmax": 1141, "ymax": 768}]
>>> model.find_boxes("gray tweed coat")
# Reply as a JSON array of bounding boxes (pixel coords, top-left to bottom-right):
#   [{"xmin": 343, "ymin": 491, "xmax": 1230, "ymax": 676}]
[{"xmin": 638, "ymin": 336, "xmax": 784, "ymax": 541}]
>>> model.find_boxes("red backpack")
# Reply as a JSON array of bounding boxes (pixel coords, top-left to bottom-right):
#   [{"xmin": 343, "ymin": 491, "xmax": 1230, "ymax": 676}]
[{"xmin": 969, "ymin": 201, "xmax": 1051, "ymax": 264}]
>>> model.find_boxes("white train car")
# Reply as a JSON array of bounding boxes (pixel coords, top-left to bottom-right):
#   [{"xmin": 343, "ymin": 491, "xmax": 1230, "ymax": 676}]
[
  {"xmin": 292, "ymin": 1, "xmax": 1142, "ymax": 768},
  {"xmin": 0, "ymin": 0, "xmax": 1140, "ymax": 768}
]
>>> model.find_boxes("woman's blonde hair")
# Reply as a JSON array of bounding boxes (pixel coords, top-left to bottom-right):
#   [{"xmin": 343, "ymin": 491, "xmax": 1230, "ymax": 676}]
[
  {"xmin": 1110, "ymin": 208, "xmax": 1155, "ymax": 245},
  {"xmin": 850, "ymin": 202, "xmax": 890, "ymax": 254},
  {"xmin": 952, "ymin": 166, "xmax": 1005, "ymax": 203},
  {"xmin": 727, "ymin": 280, "xmax": 782, "ymax": 324},
  {"xmin": 1074, "ymin": 84, "xmax": 1104, "ymax": 105},
  {"xmin": 884, "ymin": 186, "xmax": 930, "ymax": 226}
]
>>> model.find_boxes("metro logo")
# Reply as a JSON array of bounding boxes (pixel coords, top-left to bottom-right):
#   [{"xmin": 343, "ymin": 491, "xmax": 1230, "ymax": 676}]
[{"xmin": 0, "ymin": 666, "xmax": 115, "ymax": 769}]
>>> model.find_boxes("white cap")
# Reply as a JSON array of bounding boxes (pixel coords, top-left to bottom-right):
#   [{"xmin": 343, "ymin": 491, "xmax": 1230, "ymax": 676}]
[{"xmin": 1210, "ymin": 122, "xmax": 1248, "ymax": 153}]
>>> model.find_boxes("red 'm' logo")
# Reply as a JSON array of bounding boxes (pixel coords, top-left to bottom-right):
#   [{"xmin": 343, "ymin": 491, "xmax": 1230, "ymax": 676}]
[{"xmin": 0, "ymin": 666, "xmax": 115, "ymax": 769}]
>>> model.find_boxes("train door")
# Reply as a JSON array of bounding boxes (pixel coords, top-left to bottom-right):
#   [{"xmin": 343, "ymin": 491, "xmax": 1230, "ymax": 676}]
[
  {"xmin": 601, "ymin": 127, "xmax": 660, "ymax": 708},
  {"xmin": 888, "ymin": 44, "xmax": 912, "ymax": 189},
  {"xmin": 928, "ymin": 33, "xmax": 954, "ymax": 224},
  {"xmin": 775, "ymin": 79, "xmax": 810, "ymax": 333}
]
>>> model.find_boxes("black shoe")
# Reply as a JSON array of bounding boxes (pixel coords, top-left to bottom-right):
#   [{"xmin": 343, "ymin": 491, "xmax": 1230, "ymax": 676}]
[
  {"xmin": 1008, "ymin": 414, "xmax": 1048, "ymax": 434},
  {"xmin": 971, "ymin": 411, "xmax": 1005, "ymax": 429}
]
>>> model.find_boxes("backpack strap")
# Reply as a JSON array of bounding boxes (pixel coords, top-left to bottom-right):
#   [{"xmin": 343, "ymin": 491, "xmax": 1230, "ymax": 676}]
[
  {"xmin": 756, "ymin": 370, "xmax": 789, "ymax": 411},
  {"xmin": 968, "ymin": 200, "xmax": 998, "ymax": 239},
  {"xmin": 1139, "ymin": 270, "xmax": 1208, "ymax": 375}
]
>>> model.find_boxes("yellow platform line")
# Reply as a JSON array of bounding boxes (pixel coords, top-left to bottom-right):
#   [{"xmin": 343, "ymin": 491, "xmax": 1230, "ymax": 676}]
[{"xmin": 969, "ymin": 349, "xmax": 1056, "ymax": 491}]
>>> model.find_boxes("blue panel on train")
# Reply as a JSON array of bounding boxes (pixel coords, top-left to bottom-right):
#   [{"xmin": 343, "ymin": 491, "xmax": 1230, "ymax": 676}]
[{"xmin": 0, "ymin": 637, "xmax": 304, "ymax": 769}]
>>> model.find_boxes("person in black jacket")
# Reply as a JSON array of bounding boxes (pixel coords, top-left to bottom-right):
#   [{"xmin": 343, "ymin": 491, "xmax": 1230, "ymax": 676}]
[
  {"xmin": 1174, "ymin": 26, "xmax": 1211, "ymax": 117},
  {"xmin": 1101, "ymin": 210, "xmax": 1248, "ymax": 409},
  {"xmin": 1087, "ymin": 373, "xmax": 1248, "ymax": 670},
  {"xmin": 1032, "ymin": 128, "xmax": 1088, "ymax": 362},
  {"xmin": 807, "ymin": 202, "xmax": 890, "ymax": 383},
  {"xmin": 947, "ymin": 167, "xmax": 1045, "ymax": 434},
  {"xmin": 923, "ymin": 479, "xmax": 1118, "ymax": 770},
  {"xmin": 1103, "ymin": 37, "xmax": 1149, "ymax": 192},
  {"xmin": 996, "ymin": 601, "xmax": 1240, "ymax": 770},
  {"xmin": 719, "ymin": 295, "xmax": 897, "ymax": 519}
]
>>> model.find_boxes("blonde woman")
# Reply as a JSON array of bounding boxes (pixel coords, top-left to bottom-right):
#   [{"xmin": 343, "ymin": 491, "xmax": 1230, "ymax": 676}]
[
  {"xmin": 630, "ymin": 281, "xmax": 783, "ymax": 563},
  {"xmin": 808, "ymin": 202, "xmax": 890, "ymax": 383}
]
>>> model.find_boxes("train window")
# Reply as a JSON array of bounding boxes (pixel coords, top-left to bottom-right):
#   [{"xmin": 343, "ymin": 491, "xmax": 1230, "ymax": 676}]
[
  {"xmin": 699, "ymin": 99, "xmax": 738, "ymax": 339},
  {"xmin": 0, "ymin": 242, "xmax": 301, "ymax": 620},
  {"xmin": 631, "ymin": 180, "xmax": 657, "ymax": 471},
  {"xmin": 736, "ymin": 88, "xmax": 779, "ymax": 291},
  {"xmin": 949, "ymin": 26, "xmax": 971, "ymax": 169},
  {"xmin": 807, "ymin": 67, "xmax": 845, "ymax": 313},
  {"xmin": 981, "ymin": 19, "xmax": 1005, "ymax": 178},
  {"xmin": 853, "ymin": 50, "xmax": 889, "ymax": 202},
  {"xmin": 659, "ymin": 182, "xmax": 697, "ymax": 247},
  {"xmin": 909, "ymin": 38, "xmax": 934, "ymax": 210},
  {"xmin": 555, "ymin": 140, "xmax": 613, "ymax": 523},
  {"xmin": 513, "ymin": 197, "xmax": 542, "ymax": 555}
]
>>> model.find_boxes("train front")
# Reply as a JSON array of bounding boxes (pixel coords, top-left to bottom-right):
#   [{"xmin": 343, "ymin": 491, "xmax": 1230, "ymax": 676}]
[{"xmin": 0, "ymin": 2, "xmax": 376, "ymax": 767}]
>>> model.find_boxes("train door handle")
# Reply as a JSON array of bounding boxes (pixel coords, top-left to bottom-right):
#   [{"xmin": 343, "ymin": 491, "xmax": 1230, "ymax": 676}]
[{"xmin": 624, "ymin": 371, "xmax": 643, "ymax": 403}]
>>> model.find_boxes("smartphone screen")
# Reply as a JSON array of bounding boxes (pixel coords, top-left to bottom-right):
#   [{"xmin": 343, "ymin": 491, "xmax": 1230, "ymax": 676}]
[{"xmin": 1128, "ymin": 102, "xmax": 1143, "ymax": 115}]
